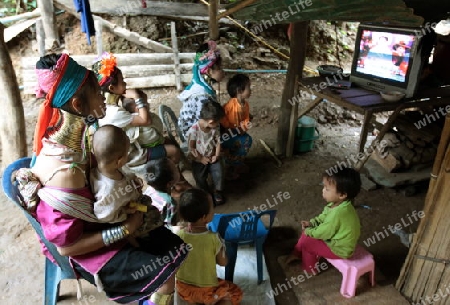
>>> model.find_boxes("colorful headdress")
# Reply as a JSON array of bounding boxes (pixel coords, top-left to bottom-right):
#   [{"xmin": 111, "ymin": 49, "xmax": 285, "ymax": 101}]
[
  {"xmin": 92, "ymin": 52, "xmax": 118, "ymax": 86},
  {"xmin": 194, "ymin": 40, "xmax": 221, "ymax": 74},
  {"xmin": 33, "ymin": 54, "xmax": 89, "ymax": 155}
]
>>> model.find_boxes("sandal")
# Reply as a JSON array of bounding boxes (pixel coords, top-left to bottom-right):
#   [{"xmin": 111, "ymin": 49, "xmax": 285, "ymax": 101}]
[{"xmin": 213, "ymin": 191, "xmax": 225, "ymax": 206}]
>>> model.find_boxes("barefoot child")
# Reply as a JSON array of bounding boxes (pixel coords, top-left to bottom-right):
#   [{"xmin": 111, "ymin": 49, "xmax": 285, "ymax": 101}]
[
  {"xmin": 286, "ymin": 167, "xmax": 361, "ymax": 274},
  {"xmin": 175, "ymin": 188, "xmax": 243, "ymax": 305},
  {"xmin": 187, "ymin": 100, "xmax": 226, "ymax": 205}
]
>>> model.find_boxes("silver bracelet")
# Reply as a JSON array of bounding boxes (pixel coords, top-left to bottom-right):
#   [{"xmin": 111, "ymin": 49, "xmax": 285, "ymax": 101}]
[
  {"xmin": 102, "ymin": 225, "xmax": 129, "ymax": 246},
  {"xmin": 135, "ymin": 98, "xmax": 147, "ymax": 109}
]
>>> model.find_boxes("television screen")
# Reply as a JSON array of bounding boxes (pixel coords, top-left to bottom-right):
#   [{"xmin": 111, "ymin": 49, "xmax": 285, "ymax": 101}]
[
  {"xmin": 350, "ymin": 24, "xmax": 427, "ymax": 98},
  {"xmin": 356, "ymin": 30, "xmax": 415, "ymax": 83}
]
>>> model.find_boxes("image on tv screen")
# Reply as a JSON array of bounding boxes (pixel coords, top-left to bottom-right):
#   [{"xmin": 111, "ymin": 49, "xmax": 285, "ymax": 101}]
[{"xmin": 356, "ymin": 30, "xmax": 416, "ymax": 83}]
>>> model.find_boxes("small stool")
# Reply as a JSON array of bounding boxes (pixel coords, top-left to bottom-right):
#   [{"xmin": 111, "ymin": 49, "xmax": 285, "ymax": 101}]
[{"xmin": 325, "ymin": 245, "xmax": 375, "ymax": 298}]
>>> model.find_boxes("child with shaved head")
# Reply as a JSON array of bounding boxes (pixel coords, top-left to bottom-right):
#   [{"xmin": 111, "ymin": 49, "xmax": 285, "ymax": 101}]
[{"xmin": 90, "ymin": 125, "xmax": 163, "ymax": 245}]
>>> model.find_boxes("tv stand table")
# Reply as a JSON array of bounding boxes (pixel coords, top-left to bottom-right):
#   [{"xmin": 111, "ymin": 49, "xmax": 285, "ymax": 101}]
[{"xmin": 296, "ymin": 77, "xmax": 450, "ymax": 168}]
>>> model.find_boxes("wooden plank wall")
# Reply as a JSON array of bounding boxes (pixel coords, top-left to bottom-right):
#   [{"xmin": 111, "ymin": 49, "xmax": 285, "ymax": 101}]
[{"xmin": 22, "ymin": 53, "xmax": 195, "ymax": 94}]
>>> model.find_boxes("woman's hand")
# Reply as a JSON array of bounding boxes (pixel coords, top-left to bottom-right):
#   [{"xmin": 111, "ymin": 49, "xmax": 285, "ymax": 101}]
[
  {"xmin": 211, "ymin": 155, "xmax": 219, "ymax": 163},
  {"xmin": 124, "ymin": 212, "xmax": 144, "ymax": 235}
]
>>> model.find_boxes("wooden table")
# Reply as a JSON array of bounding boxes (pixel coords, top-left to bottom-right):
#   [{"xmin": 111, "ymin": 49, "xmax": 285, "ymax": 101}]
[{"xmin": 296, "ymin": 77, "xmax": 450, "ymax": 169}]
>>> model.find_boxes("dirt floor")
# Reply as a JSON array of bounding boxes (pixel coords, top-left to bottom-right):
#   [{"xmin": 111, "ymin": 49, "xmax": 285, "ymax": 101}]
[
  {"xmin": 0, "ymin": 14, "xmax": 427, "ymax": 305},
  {"xmin": 0, "ymin": 73, "xmax": 426, "ymax": 304}
]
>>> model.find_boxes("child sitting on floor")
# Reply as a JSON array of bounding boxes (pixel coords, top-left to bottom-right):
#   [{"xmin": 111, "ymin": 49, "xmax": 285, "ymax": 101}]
[
  {"xmin": 220, "ymin": 73, "xmax": 253, "ymax": 180},
  {"xmin": 90, "ymin": 125, "xmax": 163, "ymax": 245},
  {"xmin": 143, "ymin": 158, "xmax": 192, "ymax": 227},
  {"xmin": 175, "ymin": 188, "xmax": 243, "ymax": 305},
  {"xmin": 187, "ymin": 100, "xmax": 226, "ymax": 205},
  {"xmin": 286, "ymin": 167, "xmax": 362, "ymax": 274}
]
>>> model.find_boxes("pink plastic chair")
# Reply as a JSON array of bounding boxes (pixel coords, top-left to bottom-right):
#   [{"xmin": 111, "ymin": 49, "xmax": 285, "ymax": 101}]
[{"xmin": 325, "ymin": 245, "xmax": 375, "ymax": 298}]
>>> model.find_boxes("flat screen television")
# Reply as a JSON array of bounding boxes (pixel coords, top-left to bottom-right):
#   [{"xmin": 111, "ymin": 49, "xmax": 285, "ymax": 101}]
[{"xmin": 350, "ymin": 24, "xmax": 427, "ymax": 98}]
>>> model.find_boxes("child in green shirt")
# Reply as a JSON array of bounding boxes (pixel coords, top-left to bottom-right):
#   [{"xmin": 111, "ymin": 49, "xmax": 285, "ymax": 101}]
[
  {"xmin": 287, "ymin": 167, "xmax": 362, "ymax": 274},
  {"xmin": 175, "ymin": 189, "xmax": 243, "ymax": 305}
]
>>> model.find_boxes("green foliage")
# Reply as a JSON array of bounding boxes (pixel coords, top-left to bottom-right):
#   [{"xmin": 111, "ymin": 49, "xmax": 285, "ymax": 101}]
[{"xmin": 0, "ymin": 0, "xmax": 37, "ymax": 16}]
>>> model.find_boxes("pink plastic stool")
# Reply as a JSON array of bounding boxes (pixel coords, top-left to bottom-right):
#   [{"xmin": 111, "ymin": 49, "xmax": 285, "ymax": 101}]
[{"xmin": 325, "ymin": 245, "xmax": 375, "ymax": 298}]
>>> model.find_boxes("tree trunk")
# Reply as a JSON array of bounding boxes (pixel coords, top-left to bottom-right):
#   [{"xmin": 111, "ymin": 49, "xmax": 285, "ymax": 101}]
[
  {"xmin": 0, "ymin": 23, "xmax": 27, "ymax": 168},
  {"xmin": 396, "ymin": 114, "xmax": 450, "ymax": 304},
  {"xmin": 275, "ymin": 21, "xmax": 309, "ymax": 156}
]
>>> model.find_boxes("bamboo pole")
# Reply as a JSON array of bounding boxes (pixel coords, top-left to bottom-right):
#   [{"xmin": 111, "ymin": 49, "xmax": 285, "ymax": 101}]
[
  {"xmin": 0, "ymin": 23, "xmax": 27, "ymax": 168},
  {"xmin": 171, "ymin": 21, "xmax": 181, "ymax": 91},
  {"xmin": 208, "ymin": 0, "xmax": 219, "ymax": 40},
  {"xmin": 396, "ymin": 114, "xmax": 450, "ymax": 295}
]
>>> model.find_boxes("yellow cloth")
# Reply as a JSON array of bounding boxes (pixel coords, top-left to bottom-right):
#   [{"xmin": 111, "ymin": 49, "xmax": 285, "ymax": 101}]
[
  {"xmin": 221, "ymin": 98, "xmax": 250, "ymax": 131},
  {"xmin": 176, "ymin": 229, "xmax": 222, "ymax": 287}
]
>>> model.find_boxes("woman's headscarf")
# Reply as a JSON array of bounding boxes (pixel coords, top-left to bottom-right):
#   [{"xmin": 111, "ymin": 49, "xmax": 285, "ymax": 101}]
[
  {"xmin": 33, "ymin": 53, "xmax": 89, "ymax": 155},
  {"xmin": 92, "ymin": 52, "xmax": 118, "ymax": 87},
  {"xmin": 188, "ymin": 41, "xmax": 221, "ymax": 96}
]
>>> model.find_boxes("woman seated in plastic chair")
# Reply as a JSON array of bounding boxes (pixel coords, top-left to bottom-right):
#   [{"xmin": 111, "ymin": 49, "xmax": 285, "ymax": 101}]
[{"xmin": 26, "ymin": 53, "xmax": 189, "ymax": 305}]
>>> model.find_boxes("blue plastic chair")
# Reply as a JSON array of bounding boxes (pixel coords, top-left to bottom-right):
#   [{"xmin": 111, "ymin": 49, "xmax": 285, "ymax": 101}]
[
  {"xmin": 2, "ymin": 157, "xmax": 77, "ymax": 305},
  {"xmin": 208, "ymin": 210, "xmax": 277, "ymax": 284}
]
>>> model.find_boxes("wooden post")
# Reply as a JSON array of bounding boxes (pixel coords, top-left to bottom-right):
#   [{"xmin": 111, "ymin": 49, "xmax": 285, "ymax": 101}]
[
  {"xmin": 35, "ymin": 18, "xmax": 45, "ymax": 57},
  {"xmin": 94, "ymin": 19, "xmax": 103, "ymax": 56},
  {"xmin": 286, "ymin": 76, "xmax": 299, "ymax": 158},
  {"xmin": 0, "ymin": 23, "xmax": 27, "ymax": 168},
  {"xmin": 275, "ymin": 21, "xmax": 309, "ymax": 156},
  {"xmin": 208, "ymin": 0, "xmax": 219, "ymax": 40},
  {"xmin": 36, "ymin": 0, "xmax": 59, "ymax": 49},
  {"xmin": 171, "ymin": 21, "xmax": 181, "ymax": 91}
]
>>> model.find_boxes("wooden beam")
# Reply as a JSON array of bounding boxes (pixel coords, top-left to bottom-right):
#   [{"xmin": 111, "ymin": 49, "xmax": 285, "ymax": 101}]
[
  {"xmin": 37, "ymin": 0, "xmax": 59, "ymax": 49},
  {"xmin": 275, "ymin": 21, "xmax": 309, "ymax": 156},
  {"xmin": 21, "ymin": 53, "xmax": 195, "ymax": 69},
  {"xmin": 0, "ymin": 9, "xmax": 40, "ymax": 24},
  {"xmin": 55, "ymin": 0, "xmax": 214, "ymax": 20},
  {"xmin": 4, "ymin": 18, "xmax": 37, "ymax": 43},
  {"xmin": 93, "ymin": 16, "xmax": 172, "ymax": 53},
  {"xmin": 216, "ymin": 0, "xmax": 256, "ymax": 20},
  {"xmin": 171, "ymin": 22, "xmax": 181, "ymax": 91},
  {"xmin": 94, "ymin": 19, "xmax": 103, "ymax": 56},
  {"xmin": 286, "ymin": 75, "xmax": 299, "ymax": 158},
  {"xmin": 124, "ymin": 74, "xmax": 192, "ymax": 89},
  {"xmin": 35, "ymin": 18, "xmax": 45, "ymax": 56},
  {"xmin": 0, "ymin": 23, "xmax": 27, "ymax": 168},
  {"xmin": 209, "ymin": 0, "xmax": 219, "ymax": 40}
]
